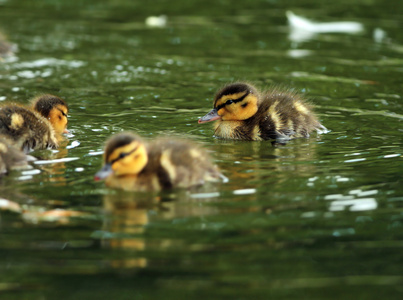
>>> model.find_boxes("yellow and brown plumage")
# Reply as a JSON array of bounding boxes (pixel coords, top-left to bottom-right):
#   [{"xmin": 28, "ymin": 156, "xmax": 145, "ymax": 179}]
[
  {"xmin": 0, "ymin": 94, "xmax": 68, "ymax": 152},
  {"xmin": 198, "ymin": 82, "xmax": 327, "ymax": 141},
  {"xmin": 30, "ymin": 94, "xmax": 69, "ymax": 135},
  {"xmin": 95, "ymin": 132, "xmax": 223, "ymax": 191},
  {"xmin": 0, "ymin": 136, "xmax": 28, "ymax": 175}
]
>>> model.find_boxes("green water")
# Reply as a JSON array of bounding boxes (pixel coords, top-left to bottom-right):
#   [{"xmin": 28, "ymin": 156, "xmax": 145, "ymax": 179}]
[{"xmin": 0, "ymin": 0, "xmax": 402, "ymax": 299}]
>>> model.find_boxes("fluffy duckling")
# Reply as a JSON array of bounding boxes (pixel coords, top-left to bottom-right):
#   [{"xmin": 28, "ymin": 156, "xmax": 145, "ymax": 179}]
[
  {"xmin": 0, "ymin": 136, "xmax": 29, "ymax": 175},
  {"xmin": 0, "ymin": 94, "xmax": 68, "ymax": 151},
  {"xmin": 95, "ymin": 132, "xmax": 223, "ymax": 191},
  {"xmin": 31, "ymin": 94, "xmax": 69, "ymax": 135},
  {"xmin": 198, "ymin": 82, "xmax": 326, "ymax": 141},
  {"xmin": 0, "ymin": 32, "xmax": 16, "ymax": 58}
]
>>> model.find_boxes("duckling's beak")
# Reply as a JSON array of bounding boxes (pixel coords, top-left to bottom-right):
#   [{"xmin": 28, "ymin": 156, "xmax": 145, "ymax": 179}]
[
  {"xmin": 198, "ymin": 108, "xmax": 221, "ymax": 124},
  {"xmin": 94, "ymin": 163, "xmax": 113, "ymax": 181}
]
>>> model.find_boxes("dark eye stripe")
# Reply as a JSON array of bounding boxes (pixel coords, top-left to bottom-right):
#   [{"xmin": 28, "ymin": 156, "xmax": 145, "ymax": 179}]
[
  {"xmin": 215, "ymin": 91, "xmax": 249, "ymax": 111},
  {"xmin": 57, "ymin": 108, "xmax": 68, "ymax": 117},
  {"xmin": 110, "ymin": 146, "xmax": 138, "ymax": 164}
]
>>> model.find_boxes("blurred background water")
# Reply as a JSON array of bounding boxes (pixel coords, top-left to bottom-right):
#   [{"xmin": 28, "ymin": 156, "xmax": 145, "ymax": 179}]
[{"xmin": 0, "ymin": 0, "xmax": 402, "ymax": 299}]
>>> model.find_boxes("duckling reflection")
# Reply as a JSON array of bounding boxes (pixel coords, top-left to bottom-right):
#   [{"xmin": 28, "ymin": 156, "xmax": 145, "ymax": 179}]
[
  {"xmin": 0, "ymin": 135, "xmax": 29, "ymax": 175},
  {"xmin": 100, "ymin": 191, "xmax": 156, "ymax": 269},
  {"xmin": 199, "ymin": 82, "xmax": 326, "ymax": 142},
  {"xmin": 35, "ymin": 147, "xmax": 71, "ymax": 185},
  {"xmin": 0, "ymin": 94, "xmax": 69, "ymax": 152},
  {"xmin": 95, "ymin": 132, "xmax": 224, "ymax": 191},
  {"xmin": 100, "ymin": 188, "xmax": 222, "ymax": 270},
  {"xmin": 211, "ymin": 137, "xmax": 320, "ymax": 190}
]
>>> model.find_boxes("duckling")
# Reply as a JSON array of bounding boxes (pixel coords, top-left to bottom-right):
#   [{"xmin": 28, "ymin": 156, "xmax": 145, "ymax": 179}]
[
  {"xmin": 95, "ymin": 132, "xmax": 223, "ymax": 191},
  {"xmin": 198, "ymin": 82, "xmax": 327, "ymax": 141},
  {"xmin": 0, "ymin": 136, "xmax": 29, "ymax": 175},
  {"xmin": 0, "ymin": 32, "xmax": 16, "ymax": 59},
  {"xmin": 30, "ymin": 94, "xmax": 69, "ymax": 135},
  {"xmin": 0, "ymin": 94, "xmax": 68, "ymax": 152}
]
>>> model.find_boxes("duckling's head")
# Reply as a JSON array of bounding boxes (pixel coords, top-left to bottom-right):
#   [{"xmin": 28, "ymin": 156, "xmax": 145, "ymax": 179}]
[
  {"xmin": 94, "ymin": 132, "xmax": 148, "ymax": 181},
  {"xmin": 32, "ymin": 94, "xmax": 69, "ymax": 134},
  {"xmin": 198, "ymin": 82, "xmax": 259, "ymax": 123}
]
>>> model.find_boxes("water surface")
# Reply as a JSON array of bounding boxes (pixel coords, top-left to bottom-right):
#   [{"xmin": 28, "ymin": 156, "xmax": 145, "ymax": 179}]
[{"xmin": 0, "ymin": 0, "xmax": 402, "ymax": 299}]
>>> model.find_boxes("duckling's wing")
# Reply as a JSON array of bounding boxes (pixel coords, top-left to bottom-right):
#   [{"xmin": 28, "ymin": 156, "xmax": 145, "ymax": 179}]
[{"xmin": 152, "ymin": 139, "xmax": 222, "ymax": 188}]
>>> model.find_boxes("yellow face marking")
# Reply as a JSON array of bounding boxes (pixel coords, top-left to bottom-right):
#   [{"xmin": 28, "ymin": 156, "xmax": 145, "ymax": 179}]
[
  {"xmin": 216, "ymin": 94, "xmax": 258, "ymax": 121},
  {"xmin": 10, "ymin": 113, "xmax": 24, "ymax": 130},
  {"xmin": 48, "ymin": 104, "xmax": 68, "ymax": 134},
  {"xmin": 294, "ymin": 102, "xmax": 309, "ymax": 114},
  {"xmin": 108, "ymin": 141, "xmax": 148, "ymax": 176},
  {"xmin": 160, "ymin": 149, "xmax": 176, "ymax": 181}
]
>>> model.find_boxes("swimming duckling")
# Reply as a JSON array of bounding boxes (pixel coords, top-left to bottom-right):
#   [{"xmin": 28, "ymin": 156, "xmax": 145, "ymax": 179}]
[
  {"xmin": 0, "ymin": 136, "xmax": 29, "ymax": 175},
  {"xmin": 95, "ymin": 132, "xmax": 223, "ymax": 191},
  {"xmin": 198, "ymin": 82, "xmax": 326, "ymax": 141},
  {"xmin": 0, "ymin": 94, "xmax": 68, "ymax": 152},
  {"xmin": 31, "ymin": 94, "xmax": 69, "ymax": 135},
  {"xmin": 0, "ymin": 32, "xmax": 16, "ymax": 59}
]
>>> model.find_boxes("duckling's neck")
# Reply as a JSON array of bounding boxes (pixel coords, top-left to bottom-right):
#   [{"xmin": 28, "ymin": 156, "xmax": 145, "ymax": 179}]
[
  {"xmin": 214, "ymin": 119, "xmax": 262, "ymax": 141},
  {"xmin": 106, "ymin": 171, "xmax": 161, "ymax": 191}
]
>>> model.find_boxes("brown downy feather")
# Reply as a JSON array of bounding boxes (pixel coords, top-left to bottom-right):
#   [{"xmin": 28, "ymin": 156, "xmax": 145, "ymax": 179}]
[{"xmin": 0, "ymin": 104, "xmax": 58, "ymax": 152}]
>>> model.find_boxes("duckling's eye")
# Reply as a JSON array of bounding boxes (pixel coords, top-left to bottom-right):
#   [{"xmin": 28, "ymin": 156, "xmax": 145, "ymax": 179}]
[
  {"xmin": 225, "ymin": 100, "xmax": 234, "ymax": 105},
  {"xmin": 119, "ymin": 152, "xmax": 127, "ymax": 159}
]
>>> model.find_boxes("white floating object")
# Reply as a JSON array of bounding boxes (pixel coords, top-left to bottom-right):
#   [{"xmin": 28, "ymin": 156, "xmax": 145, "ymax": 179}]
[
  {"xmin": 344, "ymin": 158, "xmax": 366, "ymax": 163},
  {"xmin": 21, "ymin": 169, "xmax": 41, "ymax": 176},
  {"xmin": 190, "ymin": 192, "xmax": 220, "ymax": 199},
  {"xmin": 287, "ymin": 49, "xmax": 313, "ymax": 58},
  {"xmin": 66, "ymin": 140, "xmax": 80, "ymax": 149},
  {"xmin": 373, "ymin": 28, "xmax": 387, "ymax": 43},
  {"xmin": 329, "ymin": 198, "xmax": 377, "ymax": 212},
  {"xmin": 34, "ymin": 157, "xmax": 79, "ymax": 165},
  {"xmin": 287, "ymin": 11, "xmax": 364, "ymax": 33},
  {"xmin": 233, "ymin": 188, "xmax": 256, "ymax": 195},
  {"xmin": 145, "ymin": 15, "xmax": 167, "ymax": 28},
  {"xmin": 88, "ymin": 151, "xmax": 104, "ymax": 156}
]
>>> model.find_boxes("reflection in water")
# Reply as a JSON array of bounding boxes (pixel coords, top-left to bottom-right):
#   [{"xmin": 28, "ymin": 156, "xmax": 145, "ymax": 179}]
[
  {"xmin": 29, "ymin": 138, "xmax": 73, "ymax": 184},
  {"xmin": 212, "ymin": 137, "xmax": 321, "ymax": 189},
  {"xmin": 100, "ymin": 191, "xmax": 156, "ymax": 269},
  {"xmin": 100, "ymin": 188, "xmax": 223, "ymax": 270},
  {"xmin": 1, "ymin": 1, "xmax": 403, "ymax": 298}
]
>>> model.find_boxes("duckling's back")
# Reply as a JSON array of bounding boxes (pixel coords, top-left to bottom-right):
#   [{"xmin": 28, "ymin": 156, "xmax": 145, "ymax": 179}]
[
  {"xmin": 0, "ymin": 105, "xmax": 58, "ymax": 151},
  {"xmin": 142, "ymin": 139, "xmax": 222, "ymax": 190},
  {"xmin": 255, "ymin": 89, "xmax": 324, "ymax": 140}
]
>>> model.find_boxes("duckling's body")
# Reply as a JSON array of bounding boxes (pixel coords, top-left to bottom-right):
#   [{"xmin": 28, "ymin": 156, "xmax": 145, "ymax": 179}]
[
  {"xmin": 95, "ymin": 132, "xmax": 223, "ymax": 191},
  {"xmin": 198, "ymin": 82, "xmax": 326, "ymax": 141},
  {"xmin": 0, "ymin": 136, "xmax": 28, "ymax": 175},
  {"xmin": 0, "ymin": 94, "xmax": 68, "ymax": 152}
]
